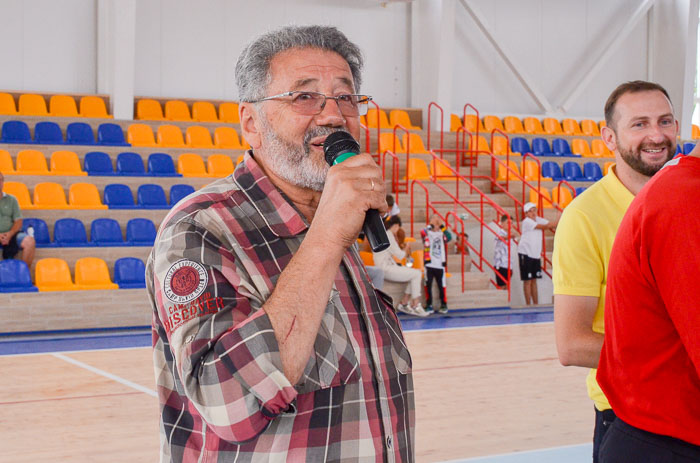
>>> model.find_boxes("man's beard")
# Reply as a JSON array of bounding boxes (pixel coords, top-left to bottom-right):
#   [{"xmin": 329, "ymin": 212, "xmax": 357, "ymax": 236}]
[
  {"xmin": 258, "ymin": 116, "xmax": 342, "ymax": 192},
  {"xmin": 618, "ymin": 138, "xmax": 674, "ymax": 177}
]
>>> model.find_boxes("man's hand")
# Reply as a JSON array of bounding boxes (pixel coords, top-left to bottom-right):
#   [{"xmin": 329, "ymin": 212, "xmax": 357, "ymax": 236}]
[
  {"xmin": 0, "ymin": 233, "xmax": 9, "ymax": 245},
  {"xmin": 311, "ymin": 153, "xmax": 387, "ymax": 250}
]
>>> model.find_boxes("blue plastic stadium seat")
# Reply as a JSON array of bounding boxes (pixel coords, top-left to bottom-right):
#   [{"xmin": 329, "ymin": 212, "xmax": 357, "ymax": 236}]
[
  {"xmin": 563, "ymin": 161, "xmax": 584, "ymax": 181},
  {"xmin": 0, "ymin": 259, "xmax": 38, "ymax": 293},
  {"xmin": 90, "ymin": 218, "xmax": 127, "ymax": 246},
  {"xmin": 126, "ymin": 218, "xmax": 157, "ymax": 246},
  {"xmin": 114, "ymin": 257, "xmax": 146, "ymax": 289},
  {"xmin": 66, "ymin": 122, "xmax": 96, "ymax": 145},
  {"xmin": 137, "ymin": 184, "xmax": 169, "ymax": 209},
  {"xmin": 21, "ymin": 218, "xmax": 55, "ymax": 248},
  {"xmin": 541, "ymin": 161, "xmax": 562, "ymax": 181},
  {"xmin": 511, "ymin": 137, "xmax": 531, "ymax": 155},
  {"xmin": 54, "ymin": 218, "xmax": 90, "ymax": 247},
  {"xmin": 552, "ymin": 138, "xmax": 573, "ymax": 156},
  {"xmin": 170, "ymin": 184, "xmax": 195, "ymax": 206},
  {"xmin": 583, "ymin": 162, "xmax": 603, "ymax": 181},
  {"xmin": 531, "ymin": 138, "xmax": 552, "ymax": 156},
  {"xmin": 575, "ymin": 186, "xmax": 588, "ymax": 196},
  {"xmin": 116, "ymin": 152, "xmax": 146, "ymax": 176},
  {"xmin": 104, "ymin": 183, "xmax": 137, "ymax": 209},
  {"xmin": 683, "ymin": 142, "xmax": 696, "ymax": 154},
  {"xmin": 84, "ymin": 151, "xmax": 116, "ymax": 176},
  {"xmin": 147, "ymin": 153, "xmax": 181, "ymax": 177},
  {"xmin": 97, "ymin": 123, "xmax": 130, "ymax": 146},
  {"xmin": 1, "ymin": 121, "xmax": 33, "ymax": 144},
  {"xmin": 34, "ymin": 121, "xmax": 65, "ymax": 144},
  {"xmin": 676, "ymin": 144, "xmax": 683, "ymax": 155}
]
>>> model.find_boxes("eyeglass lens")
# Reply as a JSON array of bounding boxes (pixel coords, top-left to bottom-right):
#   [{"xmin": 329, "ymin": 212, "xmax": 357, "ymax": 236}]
[{"xmin": 291, "ymin": 93, "xmax": 368, "ymax": 116}]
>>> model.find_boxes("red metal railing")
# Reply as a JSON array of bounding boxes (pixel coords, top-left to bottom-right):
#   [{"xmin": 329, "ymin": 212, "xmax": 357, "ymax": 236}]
[
  {"xmin": 359, "ymin": 123, "xmax": 371, "ymax": 157},
  {"xmin": 368, "ymin": 99, "xmax": 382, "ymax": 158},
  {"xmin": 426, "ymin": 102, "xmax": 444, "ymax": 156}
]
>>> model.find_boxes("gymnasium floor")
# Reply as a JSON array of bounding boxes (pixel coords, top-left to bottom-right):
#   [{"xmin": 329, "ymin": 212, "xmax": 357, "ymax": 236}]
[{"xmin": 0, "ymin": 307, "xmax": 594, "ymax": 463}]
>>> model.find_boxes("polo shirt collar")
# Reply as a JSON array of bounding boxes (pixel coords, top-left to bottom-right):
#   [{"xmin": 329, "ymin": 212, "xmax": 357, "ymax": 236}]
[{"xmin": 603, "ymin": 163, "xmax": 635, "ymax": 209}]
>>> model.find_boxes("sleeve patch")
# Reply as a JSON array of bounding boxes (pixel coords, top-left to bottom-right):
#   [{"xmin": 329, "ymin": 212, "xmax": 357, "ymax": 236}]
[{"xmin": 164, "ymin": 259, "xmax": 209, "ymax": 303}]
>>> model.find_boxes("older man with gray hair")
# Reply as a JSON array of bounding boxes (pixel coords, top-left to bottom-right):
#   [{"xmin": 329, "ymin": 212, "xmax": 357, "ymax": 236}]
[{"xmin": 147, "ymin": 25, "xmax": 415, "ymax": 462}]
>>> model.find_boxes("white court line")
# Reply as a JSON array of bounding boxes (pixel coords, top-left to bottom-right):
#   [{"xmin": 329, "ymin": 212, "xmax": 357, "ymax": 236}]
[{"xmin": 52, "ymin": 352, "xmax": 157, "ymax": 397}]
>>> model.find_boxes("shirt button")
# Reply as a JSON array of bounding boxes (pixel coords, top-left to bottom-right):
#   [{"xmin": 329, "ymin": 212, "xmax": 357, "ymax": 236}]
[{"xmin": 386, "ymin": 436, "xmax": 393, "ymax": 449}]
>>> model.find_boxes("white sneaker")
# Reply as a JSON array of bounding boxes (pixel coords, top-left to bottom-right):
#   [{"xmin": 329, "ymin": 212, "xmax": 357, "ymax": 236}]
[
  {"xmin": 410, "ymin": 303, "xmax": 431, "ymax": 317},
  {"xmin": 396, "ymin": 303, "xmax": 414, "ymax": 315}
]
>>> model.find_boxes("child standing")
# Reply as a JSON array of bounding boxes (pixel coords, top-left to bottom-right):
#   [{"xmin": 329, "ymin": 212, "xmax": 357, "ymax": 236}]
[{"xmin": 421, "ymin": 214, "xmax": 452, "ymax": 313}]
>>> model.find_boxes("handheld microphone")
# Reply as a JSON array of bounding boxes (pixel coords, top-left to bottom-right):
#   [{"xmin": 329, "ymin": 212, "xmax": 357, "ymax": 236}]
[{"xmin": 323, "ymin": 131, "xmax": 390, "ymax": 252}]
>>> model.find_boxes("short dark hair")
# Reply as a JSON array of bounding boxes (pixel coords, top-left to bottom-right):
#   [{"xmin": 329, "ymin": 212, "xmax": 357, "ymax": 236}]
[
  {"xmin": 385, "ymin": 194, "xmax": 394, "ymax": 207},
  {"xmin": 500, "ymin": 214, "xmax": 509, "ymax": 223},
  {"xmin": 604, "ymin": 80, "xmax": 672, "ymax": 130},
  {"xmin": 385, "ymin": 214, "xmax": 402, "ymax": 229}
]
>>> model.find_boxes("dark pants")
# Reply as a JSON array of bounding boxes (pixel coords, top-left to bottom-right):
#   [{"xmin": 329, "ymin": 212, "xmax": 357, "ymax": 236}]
[
  {"xmin": 600, "ymin": 418, "xmax": 700, "ymax": 463},
  {"xmin": 1, "ymin": 234, "xmax": 19, "ymax": 259},
  {"xmin": 424, "ymin": 267, "xmax": 446, "ymax": 307},
  {"xmin": 593, "ymin": 408, "xmax": 617, "ymax": 463}
]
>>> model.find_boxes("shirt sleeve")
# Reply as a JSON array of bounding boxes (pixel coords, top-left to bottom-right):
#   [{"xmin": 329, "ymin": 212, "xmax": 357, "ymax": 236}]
[
  {"xmin": 11, "ymin": 196, "xmax": 21, "ymax": 222},
  {"xmin": 552, "ymin": 206, "xmax": 603, "ymax": 297},
  {"xmin": 150, "ymin": 217, "xmax": 297, "ymax": 444},
  {"xmin": 521, "ymin": 218, "xmax": 535, "ymax": 233},
  {"xmin": 387, "ymin": 231, "xmax": 404, "ymax": 260}
]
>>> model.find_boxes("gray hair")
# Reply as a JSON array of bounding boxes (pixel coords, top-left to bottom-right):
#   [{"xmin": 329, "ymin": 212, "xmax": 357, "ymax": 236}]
[{"xmin": 235, "ymin": 25, "xmax": 364, "ymax": 102}]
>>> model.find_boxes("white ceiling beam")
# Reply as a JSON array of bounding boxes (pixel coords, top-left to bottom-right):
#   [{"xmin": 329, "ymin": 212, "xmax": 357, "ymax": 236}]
[
  {"xmin": 559, "ymin": 0, "xmax": 656, "ymax": 113},
  {"xmin": 458, "ymin": 0, "xmax": 555, "ymax": 114}
]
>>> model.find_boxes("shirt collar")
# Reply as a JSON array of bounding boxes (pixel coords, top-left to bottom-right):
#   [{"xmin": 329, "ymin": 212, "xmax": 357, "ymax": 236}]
[
  {"xmin": 232, "ymin": 151, "xmax": 309, "ymax": 238},
  {"xmin": 602, "ymin": 163, "xmax": 635, "ymax": 209}
]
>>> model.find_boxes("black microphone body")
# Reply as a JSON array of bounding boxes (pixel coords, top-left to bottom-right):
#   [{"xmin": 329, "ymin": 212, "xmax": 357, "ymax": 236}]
[{"xmin": 323, "ymin": 131, "xmax": 390, "ymax": 253}]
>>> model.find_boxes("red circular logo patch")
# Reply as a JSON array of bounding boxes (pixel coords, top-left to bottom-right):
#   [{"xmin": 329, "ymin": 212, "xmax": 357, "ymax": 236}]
[{"xmin": 170, "ymin": 266, "xmax": 200, "ymax": 296}]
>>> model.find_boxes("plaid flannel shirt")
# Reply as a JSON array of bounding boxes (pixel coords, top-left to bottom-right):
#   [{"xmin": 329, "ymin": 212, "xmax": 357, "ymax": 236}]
[{"xmin": 147, "ymin": 152, "xmax": 415, "ymax": 462}]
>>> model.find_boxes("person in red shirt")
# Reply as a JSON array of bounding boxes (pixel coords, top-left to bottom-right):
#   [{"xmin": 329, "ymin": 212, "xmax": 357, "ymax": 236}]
[{"xmin": 597, "ymin": 148, "xmax": 700, "ymax": 462}]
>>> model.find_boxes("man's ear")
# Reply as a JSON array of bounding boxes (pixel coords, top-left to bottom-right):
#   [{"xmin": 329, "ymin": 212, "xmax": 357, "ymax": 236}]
[
  {"xmin": 601, "ymin": 125, "xmax": 617, "ymax": 153},
  {"xmin": 239, "ymin": 102, "xmax": 262, "ymax": 149}
]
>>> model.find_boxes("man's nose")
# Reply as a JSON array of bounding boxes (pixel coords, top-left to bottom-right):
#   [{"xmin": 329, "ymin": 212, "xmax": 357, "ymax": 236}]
[{"xmin": 314, "ymin": 97, "xmax": 345, "ymax": 127}]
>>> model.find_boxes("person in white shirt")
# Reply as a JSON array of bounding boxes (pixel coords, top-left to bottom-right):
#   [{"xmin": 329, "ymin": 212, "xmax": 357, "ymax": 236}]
[
  {"xmin": 518, "ymin": 202, "xmax": 558, "ymax": 305},
  {"xmin": 493, "ymin": 214, "xmax": 518, "ymax": 289}
]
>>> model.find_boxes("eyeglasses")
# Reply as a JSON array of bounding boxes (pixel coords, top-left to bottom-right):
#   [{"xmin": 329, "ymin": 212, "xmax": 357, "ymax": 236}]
[{"xmin": 251, "ymin": 91, "xmax": 372, "ymax": 116}]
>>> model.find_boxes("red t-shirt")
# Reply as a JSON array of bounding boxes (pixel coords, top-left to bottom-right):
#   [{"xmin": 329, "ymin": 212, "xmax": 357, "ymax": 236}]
[{"xmin": 597, "ymin": 155, "xmax": 700, "ymax": 445}]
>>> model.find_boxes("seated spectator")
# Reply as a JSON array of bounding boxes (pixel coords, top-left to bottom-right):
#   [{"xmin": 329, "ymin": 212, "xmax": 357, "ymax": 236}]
[
  {"xmin": 373, "ymin": 215, "xmax": 429, "ymax": 316},
  {"xmin": 384, "ymin": 193, "xmax": 400, "ymax": 219},
  {"xmin": 0, "ymin": 172, "xmax": 35, "ymax": 267}
]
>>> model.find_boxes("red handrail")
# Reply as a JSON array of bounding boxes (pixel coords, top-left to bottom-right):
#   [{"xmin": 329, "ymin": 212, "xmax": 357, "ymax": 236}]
[
  {"xmin": 426, "ymin": 101, "xmax": 445, "ymax": 156},
  {"xmin": 359, "ymin": 122, "xmax": 371, "ymax": 158},
  {"xmin": 381, "ymin": 150, "xmax": 401, "ymax": 195},
  {"xmin": 368, "ymin": 99, "xmax": 382, "ymax": 156},
  {"xmin": 463, "ymin": 103, "xmax": 480, "ymax": 153}
]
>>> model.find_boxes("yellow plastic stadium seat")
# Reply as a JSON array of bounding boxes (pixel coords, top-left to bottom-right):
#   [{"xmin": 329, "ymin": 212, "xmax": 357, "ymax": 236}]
[
  {"xmin": 523, "ymin": 117, "xmax": 545, "ymax": 135},
  {"xmin": 157, "ymin": 125, "xmax": 186, "ymax": 148},
  {"xmin": 50, "ymin": 150, "xmax": 86, "ymax": 176},
  {"xmin": 69, "ymin": 183, "xmax": 108, "ymax": 210},
  {"xmin": 552, "ymin": 186, "xmax": 574, "ymax": 209},
  {"xmin": 483, "ymin": 115, "xmax": 504, "ymax": 133},
  {"xmin": 406, "ymin": 158, "xmax": 431, "ymax": 180},
  {"xmin": 178, "ymin": 153, "xmax": 210, "ymax": 177},
  {"xmin": 359, "ymin": 251, "xmax": 374, "ymax": 266},
  {"xmin": 464, "ymin": 114, "xmax": 485, "ymax": 133},
  {"xmin": 165, "ymin": 100, "xmax": 191, "ymax": 121},
  {"xmin": 497, "ymin": 160, "xmax": 519, "ymax": 181},
  {"xmin": 192, "ymin": 101, "xmax": 219, "ymax": 122},
  {"xmin": 207, "ymin": 154, "xmax": 235, "ymax": 177},
  {"xmin": 35, "ymin": 258, "xmax": 77, "ymax": 292},
  {"xmin": 389, "ymin": 110, "xmax": 419, "ymax": 130},
  {"xmin": 529, "ymin": 188, "xmax": 554, "ymax": 209},
  {"xmin": 503, "ymin": 116, "xmax": 525, "ymax": 134},
  {"xmin": 470, "ymin": 135, "xmax": 490, "ymax": 154},
  {"xmin": 562, "ymin": 118, "xmax": 582, "ymax": 136},
  {"xmin": 74, "ymin": 257, "xmax": 119, "ymax": 290},
  {"xmin": 591, "ymin": 139, "xmax": 613, "ymax": 158},
  {"xmin": 580, "ymin": 119, "xmax": 600, "ymax": 136},
  {"xmin": 185, "ymin": 126, "xmax": 214, "ymax": 148},
  {"xmin": 18, "ymin": 94, "xmax": 48, "ymax": 116},
  {"xmin": 378, "ymin": 133, "xmax": 405, "ymax": 153},
  {"xmin": 16, "ymin": 150, "xmax": 50, "ymax": 176},
  {"xmin": 214, "ymin": 126, "xmax": 243, "ymax": 149},
  {"xmin": 402, "ymin": 133, "xmax": 430, "ymax": 154},
  {"xmin": 366, "ymin": 108, "xmax": 391, "ymax": 129},
  {"xmin": 2, "ymin": 182, "xmax": 35, "ymax": 209},
  {"xmin": 450, "ymin": 114, "xmax": 463, "ymax": 132},
  {"xmin": 603, "ymin": 161, "xmax": 615, "ymax": 176},
  {"xmin": 0, "ymin": 150, "xmax": 15, "ymax": 174},
  {"xmin": 219, "ymin": 102, "xmax": 240, "ymax": 123},
  {"xmin": 430, "ymin": 158, "xmax": 455, "ymax": 179},
  {"xmin": 136, "ymin": 99, "xmax": 164, "ymax": 120},
  {"xmin": 0, "ymin": 92, "xmax": 17, "ymax": 115},
  {"xmin": 543, "ymin": 118, "xmax": 564, "ymax": 135},
  {"xmin": 33, "ymin": 182, "xmax": 70, "ymax": 209},
  {"xmin": 598, "ymin": 120, "xmax": 606, "ymax": 130},
  {"xmin": 127, "ymin": 124, "xmax": 157, "ymax": 147},
  {"xmin": 80, "ymin": 96, "xmax": 112, "ymax": 118},
  {"xmin": 410, "ymin": 250, "xmax": 424, "ymax": 272},
  {"xmin": 693, "ymin": 124, "xmax": 700, "ymax": 140},
  {"xmin": 522, "ymin": 160, "xmax": 546, "ymax": 181},
  {"xmin": 359, "ymin": 115, "xmax": 367, "ymax": 127},
  {"xmin": 491, "ymin": 137, "xmax": 510, "ymax": 156},
  {"xmin": 571, "ymin": 139, "xmax": 592, "ymax": 157},
  {"xmin": 49, "ymin": 95, "xmax": 79, "ymax": 117}
]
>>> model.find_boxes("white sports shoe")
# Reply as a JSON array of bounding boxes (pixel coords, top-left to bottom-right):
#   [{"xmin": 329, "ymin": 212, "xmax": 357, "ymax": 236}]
[
  {"xmin": 396, "ymin": 303, "xmax": 414, "ymax": 315},
  {"xmin": 410, "ymin": 303, "xmax": 431, "ymax": 317}
]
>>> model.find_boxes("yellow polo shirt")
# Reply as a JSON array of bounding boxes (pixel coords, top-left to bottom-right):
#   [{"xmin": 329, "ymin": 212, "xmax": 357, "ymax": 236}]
[{"xmin": 552, "ymin": 165, "xmax": 634, "ymax": 411}]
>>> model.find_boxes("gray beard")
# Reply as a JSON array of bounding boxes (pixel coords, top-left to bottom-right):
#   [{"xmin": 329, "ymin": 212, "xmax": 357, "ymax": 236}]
[{"xmin": 258, "ymin": 118, "xmax": 341, "ymax": 192}]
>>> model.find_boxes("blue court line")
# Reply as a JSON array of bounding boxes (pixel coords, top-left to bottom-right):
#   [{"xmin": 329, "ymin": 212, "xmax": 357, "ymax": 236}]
[{"xmin": 441, "ymin": 443, "xmax": 592, "ymax": 463}]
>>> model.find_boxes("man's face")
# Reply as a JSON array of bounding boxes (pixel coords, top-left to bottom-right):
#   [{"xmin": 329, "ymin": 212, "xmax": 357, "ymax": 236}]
[
  {"xmin": 604, "ymin": 90, "xmax": 678, "ymax": 177},
  {"xmin": 252, "ymin": 47, "xmax": 361, "ymax": 191},
  {"xmin": 525, "ymin": 208, "xmax": 537, "ymax": 219}
]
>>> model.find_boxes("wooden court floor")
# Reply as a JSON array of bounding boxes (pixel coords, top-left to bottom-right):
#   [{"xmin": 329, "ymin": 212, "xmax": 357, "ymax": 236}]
[{"xmin": 0, "ymin": 322, "xmax": 592, "ymax": 462}]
